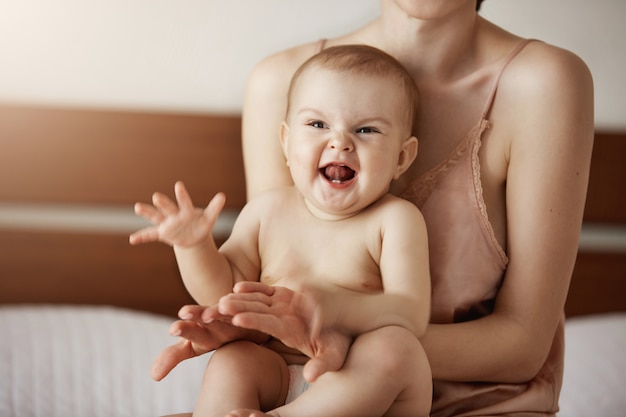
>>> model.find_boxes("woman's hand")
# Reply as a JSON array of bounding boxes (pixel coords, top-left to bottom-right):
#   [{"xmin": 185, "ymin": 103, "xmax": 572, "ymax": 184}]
[
  {"xmin": 129, "ymin": 181, "xmax": 225, "ymax": 248},
  {"xmin": 151, "ymin": 304, "xmax": 269, "ymax": 381},
  {"xmin": 218, "ymin": 282, "xmax": 352, "ymax": 382}
]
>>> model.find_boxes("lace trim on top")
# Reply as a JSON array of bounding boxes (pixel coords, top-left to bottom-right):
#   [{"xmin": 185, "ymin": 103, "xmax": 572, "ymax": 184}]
[
  {"xmin": 400, "ymin": 116, "xmax": 508, "ymax": 266},
  {"xmin": 471, "ymin": 119, "xmax": 509, "ymax": 265},
  {"xmin": 398, "ymin": 121, "xmax": 483, "ymax": 208},
  {"xmin": 400, "ymin": 40, "xmax": 533, "ymax": 262}
]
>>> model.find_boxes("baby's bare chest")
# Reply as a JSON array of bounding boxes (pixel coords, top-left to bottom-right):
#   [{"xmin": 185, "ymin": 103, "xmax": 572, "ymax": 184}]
[{"xmin": 258, "ymin": 220, "xmax": 383, "ymax": 293}]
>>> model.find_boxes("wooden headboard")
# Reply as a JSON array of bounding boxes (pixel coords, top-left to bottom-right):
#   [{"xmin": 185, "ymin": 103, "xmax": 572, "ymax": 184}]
[
  {"xmin": 563, "ymin": 132, "xmax": 626, "ymax": 316},
  {"xmin": 0, "ymin": 104, "xmax": 624, "ymax": 317},
  {"xmin": 0, "ymin": 105, "xmax": 246, "ymax": 316}
]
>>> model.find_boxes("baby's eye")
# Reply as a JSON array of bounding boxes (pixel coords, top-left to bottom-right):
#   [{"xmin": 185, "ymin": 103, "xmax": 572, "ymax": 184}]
[
  {"xmin": 309, "ymin": 120, "xmax": 327, "ymax": 129},
  {"xmin": 356, "ymin": 126, "xmax": 380, "ymax": 134}
]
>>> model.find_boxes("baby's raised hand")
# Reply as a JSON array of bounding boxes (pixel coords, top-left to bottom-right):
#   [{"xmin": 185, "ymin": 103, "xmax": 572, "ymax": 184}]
[{"xmin": 129, "ymin": 181, "xmax": 226, "ymax": 248}]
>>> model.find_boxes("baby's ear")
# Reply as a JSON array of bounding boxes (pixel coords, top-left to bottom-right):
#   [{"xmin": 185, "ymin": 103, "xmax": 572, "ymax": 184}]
[
  {"xmin": 279, "ymin": 121, "xmax": 290, "ymax": 165},
  {"xmin": 394, "ymin": 136, "xmax": 418, "ymax": 179}
]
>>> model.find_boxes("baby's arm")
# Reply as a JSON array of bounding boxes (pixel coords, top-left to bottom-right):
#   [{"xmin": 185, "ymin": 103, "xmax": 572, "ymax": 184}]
[
  {"xmin": 323, "ymin": 199, "xmax": 431, "ymax": 338},
  {"xmin": 222, "ymin": 197, "xmax": 430, "ymax": 339},
  {"xmin": 130, "ymin": 181, "xmax": 260, "ymax": 306}
]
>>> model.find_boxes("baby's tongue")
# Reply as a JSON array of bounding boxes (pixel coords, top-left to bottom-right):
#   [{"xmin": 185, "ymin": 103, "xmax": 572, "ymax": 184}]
[{"xmin": 324, "ymin": 165, "xmax": 355, "ymax": 183}]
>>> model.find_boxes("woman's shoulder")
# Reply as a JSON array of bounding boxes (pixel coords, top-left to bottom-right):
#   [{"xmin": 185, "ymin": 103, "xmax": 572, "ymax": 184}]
[
  {"xmin": 245, "ymin": 40, "xmax": 325, "ymax": 95},
  {"xmin": 488, "ymin": 38, "xmax": 593, "ymax": 141},
  {"xmin": 244, "ymin": 29, "xmax": 370, "ymax": 96},
  {"xmin": 500, "ymin": 39, "xmax": 592, "ymax": 102},
  {"xmin": 481, "ymin": 17, "xmax": 591, "ymax": 88},
  {"xmin": 490, "ymin": 38, "xmax": 594, "ymax": 169}
]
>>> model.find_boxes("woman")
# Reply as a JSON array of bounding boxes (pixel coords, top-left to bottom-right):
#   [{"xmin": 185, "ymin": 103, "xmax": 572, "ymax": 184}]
[{"xmin": 156, "ymin": 1, "xmax": 593, "ymax": 415}]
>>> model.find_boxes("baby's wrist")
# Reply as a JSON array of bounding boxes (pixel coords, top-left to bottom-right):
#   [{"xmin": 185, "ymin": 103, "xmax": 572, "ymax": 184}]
[{"xmin": 173, "ymin": 235, "xmax": 215, "ymax": 251}]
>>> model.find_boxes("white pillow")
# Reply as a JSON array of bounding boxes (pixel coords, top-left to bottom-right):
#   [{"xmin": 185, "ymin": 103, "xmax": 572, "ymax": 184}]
[
  {"xmin": 559, "ymin": 313, "xmax": 626, "ymax": 417},
  {"xmin": 2, "ymin": 306, "xmax": 625, "ymax": 417},
  {"xmin": 0, "ymin": 305, "xmax": 207, "ymax": 417}
]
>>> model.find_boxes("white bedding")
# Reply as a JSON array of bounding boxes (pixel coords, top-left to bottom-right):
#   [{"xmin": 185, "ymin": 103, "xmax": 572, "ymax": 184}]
[
  {"xmin": 1, "ymin": 305, "xmax": 624, "ymax": 417},
  {"xmin": 559, "ymin": 313, "xmax": 626, "ymax": 417},
  {"xmin": 0, "ymin": 306, "xmax": 204, "ymax": 417}
]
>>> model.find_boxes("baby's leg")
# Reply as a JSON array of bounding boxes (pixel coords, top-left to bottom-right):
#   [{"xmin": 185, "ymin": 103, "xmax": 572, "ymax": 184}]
[
  {"xmin": 192, "ymin": 340, "xmax": 290, "ymax": 417},
  {"xmin": 270, "ymin": 325, "xmax": 432, "ymax": 417}
]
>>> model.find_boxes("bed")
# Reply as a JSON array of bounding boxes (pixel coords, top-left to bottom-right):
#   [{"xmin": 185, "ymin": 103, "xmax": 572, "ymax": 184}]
[{"xmin": 1, "ymin": 104, "xmax": 625, "ymax": 416}]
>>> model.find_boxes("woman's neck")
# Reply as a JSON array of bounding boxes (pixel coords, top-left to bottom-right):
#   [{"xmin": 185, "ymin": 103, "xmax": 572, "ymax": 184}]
[{"xmin": 370, "ymin": 1, "xmax": 483, "ymax": 83}]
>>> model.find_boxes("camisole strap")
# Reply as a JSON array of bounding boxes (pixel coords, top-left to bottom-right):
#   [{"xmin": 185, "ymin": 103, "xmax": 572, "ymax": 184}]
[
  {"xmin": 480, "ymin": 39, "xmax": 533, "ymax": 119},
  {"xmin": 316, "ymin": 39, "xmax": 328, "ymax": 53}
]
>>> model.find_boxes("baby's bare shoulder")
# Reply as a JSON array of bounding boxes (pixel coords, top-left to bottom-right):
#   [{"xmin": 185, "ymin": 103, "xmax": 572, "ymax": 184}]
[
  {"xmin": 376, "ymin": 194, "xmax": 422, "ymax": 216},
  {"xmin": 363, "ymin": 194, "xmax": 425, "ymax": 233}
]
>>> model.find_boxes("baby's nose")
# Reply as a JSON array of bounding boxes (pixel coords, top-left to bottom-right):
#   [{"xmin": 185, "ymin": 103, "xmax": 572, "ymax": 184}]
[{"xmin": 328, "ymin": 132, "xmax": 354, "ymax": 151}]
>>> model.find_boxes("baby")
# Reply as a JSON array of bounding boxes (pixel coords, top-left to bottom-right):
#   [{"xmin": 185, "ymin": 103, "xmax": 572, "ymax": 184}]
[{"xmin": 131, "ymin": 44, "xmax": 432, "ymax": 417}]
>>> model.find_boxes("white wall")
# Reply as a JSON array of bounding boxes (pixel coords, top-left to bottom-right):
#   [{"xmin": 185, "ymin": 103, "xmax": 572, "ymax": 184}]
[
  {"xmin": 0, "ymin": 0, "xmax": 379, "ymax": 114},
  {"xmin": 481, "ymin": 0, "xmax": 626, "ymax": 130},
  {"xmin": 0, "ymin": 0, "xmax": 624, "ymax": 129}
]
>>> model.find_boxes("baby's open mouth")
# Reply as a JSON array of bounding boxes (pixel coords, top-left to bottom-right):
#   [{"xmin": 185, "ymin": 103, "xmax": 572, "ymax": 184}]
[{"xmin": 321, "ymin": 164, "xmax": 356, "ymax": 184}]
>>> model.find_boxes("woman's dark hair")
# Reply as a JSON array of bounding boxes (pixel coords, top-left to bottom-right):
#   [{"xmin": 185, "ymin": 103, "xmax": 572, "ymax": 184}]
[{"xmin": 476, "ymin": 0, "xmax": 484, "ymax": 11}]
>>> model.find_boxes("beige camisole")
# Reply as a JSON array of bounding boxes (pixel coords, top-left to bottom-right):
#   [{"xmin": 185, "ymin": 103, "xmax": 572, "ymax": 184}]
[
  {"xmin": 316, "ymin": 39, "xmax": 564, "ymax": 416},
  {"xmin": 399, "ymin": 39, "xmax": 564, "ymax": 417}
]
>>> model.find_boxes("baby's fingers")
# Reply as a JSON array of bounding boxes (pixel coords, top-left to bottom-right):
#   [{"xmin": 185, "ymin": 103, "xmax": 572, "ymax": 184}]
[
  {"xmin": 178, "ymin": 304, "xmax": 209, "ymax": 321},
  {"xmin": 129, "ymin": 226, "xmax": 161, "ymax": 245},
  {"xmin": 150, "ymin": 338, "xmax": 196, "ymax": 381},
  {"xmin": 204, "ymin": 192, "xmax": 227, "ymax": 224},
  {"xmin": 174, "ymin": 181, "xmax": 195, "ymax": 212},
  {"xmin": 133, "ymin": 202, "xmax": 164, "ymax": 224},
  {"xmin": 152, "ymin": 191, "xmax": 179, "ymax": 216},
  {"xmin": 233, "ymin": 281, "xmax": 276, "ymax": 296}
]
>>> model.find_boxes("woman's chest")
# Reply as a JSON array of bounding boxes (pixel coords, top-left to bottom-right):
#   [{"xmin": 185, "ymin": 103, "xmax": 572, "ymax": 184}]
[{"xmin": 391, "ymin": 102, "xmax": 509, "ymax": 250}]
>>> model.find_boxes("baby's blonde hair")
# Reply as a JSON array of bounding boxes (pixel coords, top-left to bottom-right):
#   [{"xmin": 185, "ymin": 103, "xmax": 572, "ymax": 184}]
[{"xmin": 286, "ymin": 44, "xmax": 419, "ymax": 134}]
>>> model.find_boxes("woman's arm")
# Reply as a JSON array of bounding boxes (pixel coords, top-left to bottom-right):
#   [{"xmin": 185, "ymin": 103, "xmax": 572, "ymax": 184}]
[
  {"xmin": 421, "ymin": 44, "xmax": 594, "ymax": 383},
  {"xmin": 150, "ymin": 305, "xmax": 270, "ymax": 381},
  {"xmin": 242, "ymin": 42, "xmax": 323, "ymax": 199}
]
